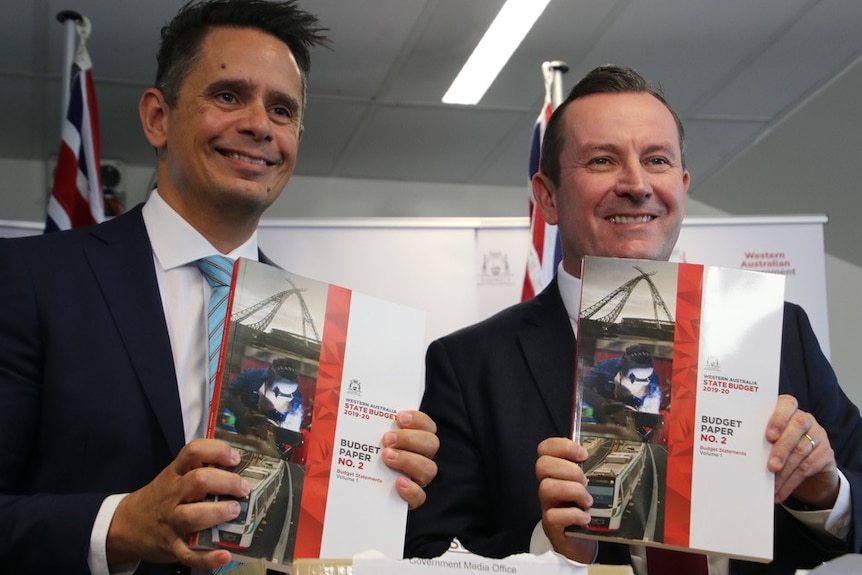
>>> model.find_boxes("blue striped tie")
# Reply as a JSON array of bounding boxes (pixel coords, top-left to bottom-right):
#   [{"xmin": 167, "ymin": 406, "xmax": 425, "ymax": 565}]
[
  {"xmin": 195, "ymin": 257, "xmax": 242, "ymax": 574},
  {"xmin": 195, "ymin": 255, "xmax": 235, "ymax": 406}
]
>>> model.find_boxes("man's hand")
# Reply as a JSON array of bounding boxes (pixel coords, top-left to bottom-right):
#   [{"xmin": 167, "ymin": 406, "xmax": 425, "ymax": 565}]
[
  {"xmin": 767, "ymin": 394, "xmax": 840, "ymax": 508},
  {"xmin": 382, "ymin": 410, "xmax": 439, "ymax": 510},
  {"xmin": 535, "ymin": 437, "xmax": 598, "ymax": 563},
  {"xmin": 106, "ymin": 438, "xmax": 251, "ymax": 570}
]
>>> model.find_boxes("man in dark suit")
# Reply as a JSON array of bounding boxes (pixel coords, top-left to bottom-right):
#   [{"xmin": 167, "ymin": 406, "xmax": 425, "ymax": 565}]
[
  {"xmin": 0, "ymin": 2, "xmax": 438, "ymax": 574},
  {"xmin": 405, "ymin": 65, "xmax": 862, "ymax": 574}
]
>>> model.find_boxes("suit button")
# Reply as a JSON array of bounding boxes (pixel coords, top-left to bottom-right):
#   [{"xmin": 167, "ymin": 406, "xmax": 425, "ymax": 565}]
[{"xmin": 170, "ymin": 565, "xmax": 190, "ymax": 575}]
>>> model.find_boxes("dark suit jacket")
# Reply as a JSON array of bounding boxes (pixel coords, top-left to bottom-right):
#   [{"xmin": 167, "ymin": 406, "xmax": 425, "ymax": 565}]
[
  {"xmin": 0, "ymin": 206, "xmax": 268, "ymax": 574},
  {"xmin": 405, "ymin": 278, "xmax": 862, "ymax": 574}
]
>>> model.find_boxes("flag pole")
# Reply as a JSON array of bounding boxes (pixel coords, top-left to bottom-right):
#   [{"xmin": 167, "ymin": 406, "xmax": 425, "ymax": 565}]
[
  {"xmin": 56, "ymin": 10, "xmax": 84, "ymax": 129},
  {"xmin": 542, "ymin": 60, "xmax": 569, "ymax": 108}
]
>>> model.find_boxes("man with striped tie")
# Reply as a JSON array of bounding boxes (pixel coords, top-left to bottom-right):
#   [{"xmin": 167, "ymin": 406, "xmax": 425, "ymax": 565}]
[
  {"xmin": 0, "ymin": 2, "xmax": 438, "ymax": 574},
  {"xmin": 405, "ymin": 65, "xmax": 862, "ymax": 574}
]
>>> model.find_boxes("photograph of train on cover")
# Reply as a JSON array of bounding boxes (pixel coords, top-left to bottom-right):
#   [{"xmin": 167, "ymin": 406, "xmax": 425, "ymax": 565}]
[
  {"xmin": 567, "ymin": 257, "xmax": 680, "ymax": 544},
  {"xmin": 193, "ymin": 260, "xmax": 330, "ymax": 567}
]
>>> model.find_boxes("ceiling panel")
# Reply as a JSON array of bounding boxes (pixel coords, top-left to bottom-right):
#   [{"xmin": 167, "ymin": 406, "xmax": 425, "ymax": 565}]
[
  {"xmin": 2, "ymin": 1, "xmax": 44, "ymax": 73},
  {"xmin": 307, "ymin": 0, "xmax": 429, "ymax": 99},
  {"xmin": 679, "ymin": 118, "xmax": 770, "ymax": 185},
  {"xmin": 485, "ymin": 1, "xmax": 622, "ymax": 110},
  {"xmin": 696, "ymin": 0, "xmax": 862, "ymax": 118},
  {"xmin": 3, "ymin": 0, "xmax": 862, "ymax": 268},
  {"xmin": 381, "ymin": 1, "xmax": 504, "ymax": 104},
  {"xmin": 338, "ymin": 105, "xmax": 522, "ymax": 182},
  {"xmin": 296, "ymin": 98, "xmax": 371, "ymax": 175}
]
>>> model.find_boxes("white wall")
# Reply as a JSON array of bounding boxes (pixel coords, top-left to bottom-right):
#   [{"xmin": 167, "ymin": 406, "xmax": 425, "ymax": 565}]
[
  {"xmin": 0, "ymin": 158, "xmax": 50, "ymax": 220},
  {"xmin": 825, "ymin": 255, "xmax": 861, "ymax": 407}
]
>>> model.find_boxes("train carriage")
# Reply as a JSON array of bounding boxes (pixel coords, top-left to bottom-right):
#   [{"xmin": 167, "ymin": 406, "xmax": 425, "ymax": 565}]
[
  {"xmin": 586, "ymin": 441, "xmax": 646, "ymax": 531},
  {"xmin": 212, "ymin": 445, "xmax": 287, "ymax": 549}
]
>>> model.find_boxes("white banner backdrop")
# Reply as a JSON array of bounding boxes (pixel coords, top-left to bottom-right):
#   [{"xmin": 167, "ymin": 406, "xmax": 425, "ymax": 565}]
[
  {"xmin": 672, "ymin": 216, "xmax": 830, "ymax": 356},
  {"xmin": 0, "ymin": 215, "xmax": 829, "ymax": 356}
]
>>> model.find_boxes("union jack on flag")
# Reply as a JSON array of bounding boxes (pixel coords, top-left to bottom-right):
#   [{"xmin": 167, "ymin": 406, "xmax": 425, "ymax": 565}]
[
  {"xmin": 521, "ymin": 98, "xmax": 561, "ymax": 300},
  {"xmin": 45, "ymin": 37, "xmax": 103, "ymax": 232}
]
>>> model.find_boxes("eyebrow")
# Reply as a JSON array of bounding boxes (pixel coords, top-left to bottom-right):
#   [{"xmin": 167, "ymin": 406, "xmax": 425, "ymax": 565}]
[
  {"xmin": 640, "ymin": 141, "xmax": 679, "ymax": 158},
  {"xmin": 581, "ymin": 141, "xmax": 680, "ymax": 160},
  {"xmin": 206, "ymin": 78, "xmax": 301, "ymax": 116}
]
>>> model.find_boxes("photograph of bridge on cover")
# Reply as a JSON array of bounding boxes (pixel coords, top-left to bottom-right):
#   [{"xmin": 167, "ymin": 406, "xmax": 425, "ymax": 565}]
[
  {"xmin": 568, "ymin": 257, "xmax": 679, "ymax": 544},
  {"xmin": 196, "ymin": 261, "xmax": 329, "ymax": 567}
]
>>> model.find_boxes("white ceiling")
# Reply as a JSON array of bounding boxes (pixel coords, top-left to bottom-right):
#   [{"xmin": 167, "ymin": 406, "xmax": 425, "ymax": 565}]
[{"xmin": 3, "ymin": 0, "xmax": 861, "ymax": 266}]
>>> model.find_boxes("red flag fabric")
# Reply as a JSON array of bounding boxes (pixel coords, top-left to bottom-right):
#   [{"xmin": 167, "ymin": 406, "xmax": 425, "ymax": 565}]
[
  {"xmin": 521, "ymin": 99, "xmax": 560, "ymax": 300},
  {"xmin": 45, "ymin": 37, "xmax": 103, "ymax": 232}
]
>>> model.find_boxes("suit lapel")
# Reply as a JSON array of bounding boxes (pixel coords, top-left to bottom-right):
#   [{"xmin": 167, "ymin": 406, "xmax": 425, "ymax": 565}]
[
  {"xmin": 259, "ymin": 249, "xmax": 275, "ymax": 266},
  {"xmin": 85, "ymin": 207, "xmax": 186, "ymax": 455},
  {"xmin": 518, "ymin": 279, "xmax": 577, "ymax": 437}
]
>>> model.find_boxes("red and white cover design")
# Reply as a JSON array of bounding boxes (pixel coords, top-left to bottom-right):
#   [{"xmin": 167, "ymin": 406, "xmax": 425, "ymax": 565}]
[
  {"xmin": 568, "ymin": 256, "xmax": 784, "ymax": 563},
  {"xmin": 194, "ymin": 258, "xmax": 425, "ymax": 571}
]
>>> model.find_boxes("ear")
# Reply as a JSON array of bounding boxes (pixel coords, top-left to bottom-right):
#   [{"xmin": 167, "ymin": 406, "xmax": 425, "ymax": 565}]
[
  {"xmin": 532, "ymin": 172, "xmax": 559, "ymax": 226},
  {"xmin": 139, "ymin": 88, "xmax": 169, "ymax": 151}
]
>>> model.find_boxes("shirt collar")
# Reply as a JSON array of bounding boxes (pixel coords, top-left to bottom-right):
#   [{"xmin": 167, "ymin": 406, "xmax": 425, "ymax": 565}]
[
  {"xmin": 142, "ymin": 189, "xmax": 259, "ymax": 270},
  {"xmin": 556, "ymin": 262, "xmax": 582, "ymax": 334}
]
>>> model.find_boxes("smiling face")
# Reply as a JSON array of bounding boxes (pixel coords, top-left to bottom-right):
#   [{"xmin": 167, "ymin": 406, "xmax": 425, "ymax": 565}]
[
  {"xmin": 533, "ymin": 92, "xmax": 689, "ymax": 277},
  {"xmin": 140, "ymin": 26, "xmax": 304, "ymax": 249}
]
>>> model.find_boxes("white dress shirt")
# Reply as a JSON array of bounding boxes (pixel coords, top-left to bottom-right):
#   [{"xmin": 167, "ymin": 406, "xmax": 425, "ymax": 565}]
[
  {"xmin": 531, "ymin": 264, "xmax": 851, "ymax": 574},
  {"xmin": 88, "ymin": 190, "xmax": 260, "ymax": 575}
]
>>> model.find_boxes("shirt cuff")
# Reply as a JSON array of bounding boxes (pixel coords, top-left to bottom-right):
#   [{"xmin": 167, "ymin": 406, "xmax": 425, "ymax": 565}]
[
  {"xmin": 89, "ymin": 493, "xmax": 139, "ymax": 575},
  {"xmin": 529, "ymin": 521, "xmax": 553, "ymax": 555},
  {"xmin": 529, "ymin": 521, "xmax": 599, "ymax": 563},
  {"xmin": 782, "ymin": 469, "xmax": 851, "ymax": 540}
]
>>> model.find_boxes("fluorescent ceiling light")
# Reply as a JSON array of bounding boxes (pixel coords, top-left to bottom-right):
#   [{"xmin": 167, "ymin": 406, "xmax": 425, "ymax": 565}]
[{"xmin": 442, "ymin": 0, "xmax": 551, "ymax": 105}]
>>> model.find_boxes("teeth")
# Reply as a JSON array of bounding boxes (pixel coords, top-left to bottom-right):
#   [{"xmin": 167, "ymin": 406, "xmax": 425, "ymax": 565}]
[
  {"xmin": 227, "ymin": 152, "xmax": 268, "ymax": 166},
  {"xmin": 607, "ymin": 215, "xmax": 653, "ymax": 224}
]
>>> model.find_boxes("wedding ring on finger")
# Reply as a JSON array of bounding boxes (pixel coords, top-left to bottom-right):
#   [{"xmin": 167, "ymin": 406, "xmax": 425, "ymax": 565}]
[{"xmin": 803, "ymin": 432, "xmax": 817, "ymax": 452}]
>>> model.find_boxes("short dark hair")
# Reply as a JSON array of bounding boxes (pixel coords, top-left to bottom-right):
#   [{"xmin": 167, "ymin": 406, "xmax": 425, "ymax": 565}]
[
  {"xmin": 539, "ymin": 65, "xmax": 686, "ymax": 185},
  {"xmin": 155, "ymin": 0, "xmax": 328, "ymax": 109}
]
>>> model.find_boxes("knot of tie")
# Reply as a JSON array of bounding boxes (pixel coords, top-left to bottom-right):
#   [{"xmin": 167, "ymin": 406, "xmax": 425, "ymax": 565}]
[{"xmin": 195, "ymin": 255, "xmax": 234, "ymax": 289}]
